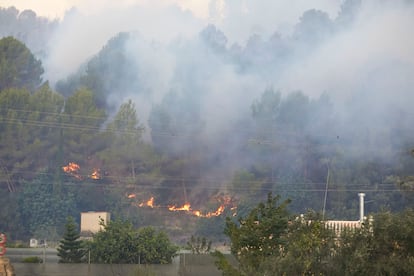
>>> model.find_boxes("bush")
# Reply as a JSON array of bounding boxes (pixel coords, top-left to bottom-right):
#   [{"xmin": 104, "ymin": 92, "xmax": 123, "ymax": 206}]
[{"xmin": 22, "ymin": 256, "xmax": 43, "ymax": 263}]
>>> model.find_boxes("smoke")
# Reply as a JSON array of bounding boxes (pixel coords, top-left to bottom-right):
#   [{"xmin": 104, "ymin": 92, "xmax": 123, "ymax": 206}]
[
  {"xmin": 6, "ymin": 0, "xmax": 407, "ymax": 184},
  {"xmin": 41, "ymin": 0, "xmax": 413, "ymax": 154},
  {"xmin": 44, "ymin": 1, "xmax": 204, "ymax": 82},
  {"xmin": 210, "ymin": 0, "xmax": 342, "ymax": 42},
  {"xmin": 276, "ymin": 0, "xmax": 414, "ymax": 158}
]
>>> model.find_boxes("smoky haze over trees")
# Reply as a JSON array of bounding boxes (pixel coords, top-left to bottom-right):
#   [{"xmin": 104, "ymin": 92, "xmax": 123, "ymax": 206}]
[{"xmin": 0, "ymin": 0, "xmax": 414, "ymax": 242}]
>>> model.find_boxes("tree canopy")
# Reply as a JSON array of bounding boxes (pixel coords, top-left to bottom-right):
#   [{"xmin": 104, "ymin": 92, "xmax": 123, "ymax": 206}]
[
  {"xmin": 0, "ymin": 36, "xmax": 43, "ymax": 92},
  {"xmin": 217, "ymin": 193, "xmax": 291, "ymax": 274},
  {"xmin": 88, "ymin": 219, "xmax": 178, "ymax": 264}
]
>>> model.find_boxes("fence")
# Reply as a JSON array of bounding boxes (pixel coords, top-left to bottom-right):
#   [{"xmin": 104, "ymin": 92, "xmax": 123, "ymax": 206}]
[{"xmin": 7, "ymin": 253, "xmax": 227, "ymax": 276}]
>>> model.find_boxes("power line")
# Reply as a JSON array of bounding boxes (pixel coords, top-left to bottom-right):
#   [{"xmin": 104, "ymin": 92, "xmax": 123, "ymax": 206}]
[
  {"xmin": 0, "ymin": 179, "xmax": 408, "ymax": 193},
  {"xmin": 0, "ymin": 168, "xmax": 401, "ymax": 188}
]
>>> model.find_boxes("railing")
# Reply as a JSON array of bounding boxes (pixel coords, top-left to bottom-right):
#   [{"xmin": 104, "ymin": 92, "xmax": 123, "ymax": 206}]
[{"xmin": 325, "ymin": 220, "xmax": 361, "ymax": 235}]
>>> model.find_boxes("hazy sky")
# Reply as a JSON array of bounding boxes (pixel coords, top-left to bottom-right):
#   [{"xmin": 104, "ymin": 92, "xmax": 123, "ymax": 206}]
[
  {"xmin": 2, "ymin": 0, "xmax": 341, "ymax": 37},
  {"xmin": 2, "ymin": 0, "xmax": 211, "ymax": 19},
  {"xmin": 1, "ymin": 0, "xmax": 341, "ymax": 19}
]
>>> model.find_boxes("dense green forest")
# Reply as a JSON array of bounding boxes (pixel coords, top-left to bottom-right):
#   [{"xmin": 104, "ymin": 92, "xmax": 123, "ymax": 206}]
[{"xmin": 1, "ymin": 1, "xmax": 414, "ymax": 244}]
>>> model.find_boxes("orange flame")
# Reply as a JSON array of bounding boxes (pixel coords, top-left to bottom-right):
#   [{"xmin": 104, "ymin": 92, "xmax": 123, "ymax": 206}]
[
  {"xmin": 132, "ymin": 195, "xmax": 235, "ymax": 218},
  {"xmin": 168, "ymin": 203, "xmax": 191, "ymax": 212},
  {"xmin": 168, "ymin": 203, "xmax": 226, "ymax": 218},
  {"xmin": 62, "ymin": 162, "xmax": 82, "ymax": 180},
  {"xmin": 138, "ymin": 197, "xmax": 155, "ymax": 208},
  {"xmin": 89, "ymin": 168, "xmax": 101, "ymax": 180}
]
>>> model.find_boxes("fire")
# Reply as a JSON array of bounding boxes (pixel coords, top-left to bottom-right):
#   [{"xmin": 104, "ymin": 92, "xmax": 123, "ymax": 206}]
[
  {"xmin": 90, "ymin": 168, "xmax": 101, "ymax": 180},
  {"xmin": 168, "ymin": 203, "xmax": 191, "ymax": 212},
  {"xmin": 129, "ymin": 194, "xmax": 236, "ymax": 218},
  {"xmin": 168, "ymin": 202, "xmax": 226, "ymax": 218},
  {"xmin": 62, "ymin": 162, "xmax": 103, "ymax": 180},
  {"xmin": 62, "ymin": 162, "xmax": 82, "ymax": 180},
  {"xmin": 138, "ymin": 197, "xmax": 155, "ymax": 208}
]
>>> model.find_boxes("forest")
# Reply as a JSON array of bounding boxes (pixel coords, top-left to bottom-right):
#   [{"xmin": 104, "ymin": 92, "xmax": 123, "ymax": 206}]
[{"xmin": 0, "ymin": 0, "xmax": 414, "ymax": 245}]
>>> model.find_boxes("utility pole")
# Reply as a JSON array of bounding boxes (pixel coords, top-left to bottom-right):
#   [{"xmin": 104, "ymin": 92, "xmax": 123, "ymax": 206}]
[{"xmin": 322, "ymin": 160, "xmax": 330, "ymax": 221}]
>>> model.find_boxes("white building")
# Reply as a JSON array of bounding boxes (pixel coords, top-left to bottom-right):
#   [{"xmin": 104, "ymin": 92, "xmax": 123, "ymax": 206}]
[{"xmin": 80, "ymin": 211, "xmax": 110, "ymax": 235}]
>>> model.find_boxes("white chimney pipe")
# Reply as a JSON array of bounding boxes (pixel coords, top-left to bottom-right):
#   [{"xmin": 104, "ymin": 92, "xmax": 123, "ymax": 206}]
[{"xmin": 358, "ymin": 193, "xmax": 365, "ymax": 222}]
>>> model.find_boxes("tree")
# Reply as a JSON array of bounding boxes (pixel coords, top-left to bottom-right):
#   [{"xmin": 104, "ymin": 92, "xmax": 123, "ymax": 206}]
[
  {"xmin": 329, "ymin": 209, "xmax": 414, "ymax": 275},
  {"xmin": 100, "ymin": 100, "xmax": 144, "ymax": 180},
  {"xmin": 0, "ymin": 36, "xmax": 44, "ymax": 92},
  {"xmin": 57, "ymin": 32, "xmax": 138, "ymax": 109},
  {"xmin": 136, "ymin": 226, "xmax": 178, "ymax": 264},
  {"xmin": 57, "ymin": 216, "xmax": 85, "ymax": 263},
  {"xmin": 270, "ymin": 211, "xmax": 337, "ymax": 275},
  {"xmin": 18, "ymin": 173, "xmax": 75, "ymax": 239},
  {"xmin": 61, "ymin": 88, "xmax": 107, "ymax": 162},
  {"xmin": 187, "ymin": 235, "xmax": 212, "ymax": 254},
  {"xmin": 215, "ymin": 193, "xmax": 291, "ymax": 275},
  {"xmin": 89, "ymin": 219, "xmax": 178, "ymax": 264}
]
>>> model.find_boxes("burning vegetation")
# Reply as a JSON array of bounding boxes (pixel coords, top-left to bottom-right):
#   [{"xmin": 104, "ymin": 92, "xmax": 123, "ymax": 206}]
[
  {"xmin": 62, "ymin": 162, "xmax": 233, "ymax": 218},
  {"xmin": 62, "ymin": 162, "xmax": 101, "ymax": 180},
  {"xmin": 129, "ymin": 194, "xmax": 236, "ymax": 218},
  {"xmin": 62, "ymin": 162, "xmax": 82, "ymax": 180}
]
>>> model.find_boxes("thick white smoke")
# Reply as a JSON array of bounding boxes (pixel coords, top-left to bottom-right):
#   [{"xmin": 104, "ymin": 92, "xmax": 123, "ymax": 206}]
[{"xmin": 22, "ymin": 0, "xmax": 414, "ymax": 162}]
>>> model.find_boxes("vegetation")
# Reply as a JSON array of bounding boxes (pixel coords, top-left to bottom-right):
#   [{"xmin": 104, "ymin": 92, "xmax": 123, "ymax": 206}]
[
  {"xmin": 0, "ymin": 34, "xmax": 413, "ymax": 242},
  {"xmin": 0, "ymin": 5, "xmax": 414, "ymax": 269},
  {"xmin": 186, "ymin": 235, "xmax": 212, "ymax": 254},
  {"xmin": 88, "ymin": 219, "xmax": 178, "ymax": 264},
  {"xmin": 215, "ymin": 195, "xmax": 414, "ymax": 275},
  {"xmin": 22, "ymin": 256, "xmax": 43, "ymax": 263},
  {"xmin": 0, "ymin": 36, "xmax": 43, "ymax": 92},
  {"xmin": 57, "ymin": 216, "xmax": 85, "ymax": 263}
]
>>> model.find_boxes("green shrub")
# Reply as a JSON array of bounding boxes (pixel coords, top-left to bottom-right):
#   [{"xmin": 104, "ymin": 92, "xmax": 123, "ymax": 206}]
[{"xmin": 22, "ymin": 256, "xmax": 43, "ymax": 263}]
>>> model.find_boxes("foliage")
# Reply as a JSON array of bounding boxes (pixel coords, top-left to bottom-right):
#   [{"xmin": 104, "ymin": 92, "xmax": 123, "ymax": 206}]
[
  {"xmin": 0, "ymin": 36, "xmax": 44, "ymax": 92},
  {"xmin": 57, "ymin": 216, "xmax": 86, "ymax": 263},
  {"xmin": 56, "ymin": 32, "xmax": 136, "ymax": 109},
  {"xmin": 22, "ymin": 256, "xmax": 43, "ymax": 263},
  {"xmin": 0, "ymin": 12, "xmax": 414, "ymax": 252},
  {"xmin": 269, "ymin": 211, "xmax": 337, "ymax": 275},
  {"xmin": 89, "ymin": 219, "xmax": 178, "ymax": 264},
  {"xmin": 62, "ymin": 88, "xmax": 107, "ymax": 161},
  {"xmin": 333, "ymin": 210, "xmax": 414, "ymax": 275},
  {"xmin": 0, "ymin": 7, "xmax": 58, "ymax": 56},
  {"xmin": 99, "ymin": 99, "xmax": 145, "ymax": 180},
  {"xmin": 216, "ymin": 193, "xmax": 290, "ymax": 275},
  {"xmin": 211, "ymin": 251, "xmax": 241, "ymax": 276},
  {"xmin": 216, "ymin": 195, "xmax": 414, "ymax": 276},
  {"xmin": 18, "ymin": 173, "xmax": 75, "ymax": 238},
  {"xmin": 186, "ymin": 235, "xmax": 212, "ymax": 254}
]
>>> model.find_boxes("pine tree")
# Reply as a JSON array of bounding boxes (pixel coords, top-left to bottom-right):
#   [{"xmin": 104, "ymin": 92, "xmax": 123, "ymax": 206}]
[{"xmin": 57, "ymin": 216, "xmax": 85, "ymax": 263}]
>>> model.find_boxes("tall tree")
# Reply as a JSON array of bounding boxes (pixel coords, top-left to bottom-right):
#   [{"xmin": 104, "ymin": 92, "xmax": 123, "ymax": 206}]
[
  {"xmin": 102, "ymin": 99, "xmax": 144, "ymax": 180},
  {"xmin": 62, "ymin": 88, "xmax": 106, "ymax": 162},
  {"xmin": 57, "ymin": 216, "xmax": 85, "ymax": 263},
  {"xmin": 0, "ymin": 36, "xmax": 44, "ymax": 92}
]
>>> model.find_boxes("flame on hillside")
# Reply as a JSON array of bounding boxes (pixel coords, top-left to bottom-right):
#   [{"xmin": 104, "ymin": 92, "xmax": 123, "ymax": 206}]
[
  {"xmin": 129, "ymin": 195, "xmax": 235, "ymax": 218},
  {"xmin": 168, "ymin": 203, "xmax": 192, "ymax": 212},
  {"xmin": 90, "ymin": 168, "xmax": 101, "ymax": 180},
  {"xmin": 138, "ymin": 197, "xmax": 155, "ymax": 208},
  {"xmin": 62, "ymin": 162, "xmax": 82, "ymax": 180},
  {"xmin": 62, "ymin": 162, "xmax": 103, "ymax": 180}
]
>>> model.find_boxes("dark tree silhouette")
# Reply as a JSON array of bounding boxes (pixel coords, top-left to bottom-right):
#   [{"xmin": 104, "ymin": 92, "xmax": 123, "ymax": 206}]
[{"xmin": 57, "ymin": 216, "xmax": 85, "ymax": 263}]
